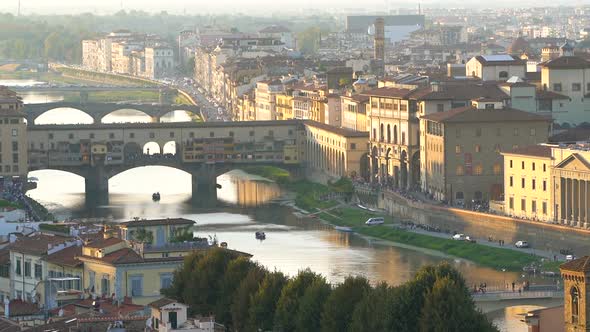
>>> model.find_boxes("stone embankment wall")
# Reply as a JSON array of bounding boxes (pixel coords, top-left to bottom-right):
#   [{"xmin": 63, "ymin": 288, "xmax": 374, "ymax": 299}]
[{"xmin": 379, "ymin": 190, "xmax": 590, "ymax": 255}]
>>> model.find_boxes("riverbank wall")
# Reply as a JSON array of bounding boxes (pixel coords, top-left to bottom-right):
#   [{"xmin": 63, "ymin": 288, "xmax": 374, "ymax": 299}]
[{"xmin": 379, "ymin": 190, "xmax": 590, "ymax": 255}]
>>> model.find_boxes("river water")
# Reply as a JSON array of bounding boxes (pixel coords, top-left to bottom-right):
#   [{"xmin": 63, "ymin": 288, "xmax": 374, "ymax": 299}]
[{"xmin": 4, "ymin": 83, "xmax": 561, "ymax": 331}]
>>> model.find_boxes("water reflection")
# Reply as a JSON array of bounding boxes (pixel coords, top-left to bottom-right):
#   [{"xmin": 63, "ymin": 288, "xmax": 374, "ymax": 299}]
[{"xmin": 101, "ymin": 109, "xmax": 152, "ymax": 123}]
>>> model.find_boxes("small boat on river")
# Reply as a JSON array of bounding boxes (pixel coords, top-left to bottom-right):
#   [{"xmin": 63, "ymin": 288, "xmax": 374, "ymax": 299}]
[
  {"xmin": 152, "ymin": 192, "xmax": 161, "ymax": 201},
  {"xmin": 255, "ymin": 231, "xmax": 266, "ymax": 240}
]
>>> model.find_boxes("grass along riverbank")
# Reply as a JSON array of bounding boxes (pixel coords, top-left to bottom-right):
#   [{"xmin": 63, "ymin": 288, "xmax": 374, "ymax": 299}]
[
  {"xmin": 318, "ymin": 206, "xmax": 546, "ymax": 272},
  {"xmin": 240, "ymin": 165, "xmax": 546, "ymax": 272}
]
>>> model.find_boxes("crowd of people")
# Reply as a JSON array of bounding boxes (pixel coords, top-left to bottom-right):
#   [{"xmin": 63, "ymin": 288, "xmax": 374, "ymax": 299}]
[{"xmin": 0, "ymin": 180, "xmax": 40, "ymax": 221}]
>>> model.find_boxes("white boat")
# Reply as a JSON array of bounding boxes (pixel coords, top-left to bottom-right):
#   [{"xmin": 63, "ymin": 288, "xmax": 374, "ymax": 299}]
[{"xmin": 334, "ymin": 226, "xmax": 354, "ymax": 233}]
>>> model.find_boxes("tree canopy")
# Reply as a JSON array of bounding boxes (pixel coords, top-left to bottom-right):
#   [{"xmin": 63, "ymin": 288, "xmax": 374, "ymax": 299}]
[{"xmin": 162, "ymin": 248, "xmax": 498, "ymax": 332}]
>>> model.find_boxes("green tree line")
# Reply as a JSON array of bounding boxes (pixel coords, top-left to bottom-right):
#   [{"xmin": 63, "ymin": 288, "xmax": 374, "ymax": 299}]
[{"xmin": 162, "ymin": 248, "xmax": 498, "ymax": 332}]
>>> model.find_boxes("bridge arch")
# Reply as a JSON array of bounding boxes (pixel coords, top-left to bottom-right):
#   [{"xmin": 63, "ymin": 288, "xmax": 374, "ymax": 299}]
[
  {"xmin": 162, "ymin": 141, "xmax": 178, "ymax": 155},
  {"xmin": 100, "ymin": 109, "xmax": 153, "ymax": 124},
  {"xmin": 143, "ymin": 142, "xmax": 161, "ymax": 155},
  {"xmin": 33, "ymin": 107, "xmax": 94, "ymax": 125}
]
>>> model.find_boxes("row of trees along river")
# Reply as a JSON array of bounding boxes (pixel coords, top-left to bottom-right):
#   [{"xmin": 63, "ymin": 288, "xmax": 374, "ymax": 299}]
[{"xmin": 163, "ymin": 248, "xmax": 497, "ymax": 332}]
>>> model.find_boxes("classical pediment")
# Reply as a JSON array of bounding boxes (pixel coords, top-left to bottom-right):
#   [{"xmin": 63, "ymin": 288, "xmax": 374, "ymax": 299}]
[{"xmin": 554, "ymin": 153, "xmax": 590, "ymax": 172}]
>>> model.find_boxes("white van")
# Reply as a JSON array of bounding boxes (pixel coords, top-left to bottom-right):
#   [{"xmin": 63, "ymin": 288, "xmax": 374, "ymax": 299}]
[{"xmin": 365, "ymin": 217, "xmax": 384, "ymax": 226}]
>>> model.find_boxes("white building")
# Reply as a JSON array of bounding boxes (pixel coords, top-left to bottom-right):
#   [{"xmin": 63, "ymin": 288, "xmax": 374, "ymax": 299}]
[{"xmin": 465, "ymin": 55, "xmax": 527, "ymax": 81}]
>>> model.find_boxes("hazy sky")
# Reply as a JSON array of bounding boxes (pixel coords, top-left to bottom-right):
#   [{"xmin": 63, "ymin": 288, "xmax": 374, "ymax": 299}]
[{"xmin": 6, "ymin": 0, "xmax": 588, "ymax": 15}]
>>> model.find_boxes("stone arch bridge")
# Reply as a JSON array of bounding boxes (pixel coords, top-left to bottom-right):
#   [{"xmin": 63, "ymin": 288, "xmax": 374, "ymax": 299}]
[
  {"xmin": 23, "ymin": 102, "xmax": 202, "ymax": 124},
  {"xmin": 26, "ymin": 120, "xmax": 304, "ymax": 205}
]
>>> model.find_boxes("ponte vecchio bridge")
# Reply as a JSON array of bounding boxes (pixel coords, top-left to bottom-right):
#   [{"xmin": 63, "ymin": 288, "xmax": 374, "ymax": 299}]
[
  {"xmin": 23, "ymin": 102, "xmax": 202, "ymax": 124},
  {"xmin": 22, "ymin": 103, "xmax": 368, "ymax": 205}
]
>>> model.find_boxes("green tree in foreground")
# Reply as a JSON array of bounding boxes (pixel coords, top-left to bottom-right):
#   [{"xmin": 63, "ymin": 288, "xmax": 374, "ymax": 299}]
[
  {"xmin": 419, "ymin": 277, "xmax": 497, "ymax": 332},
  {"xmin": 295, "ymin": 276, "xmax": 332, "ymax": 332},
  {"xmin": 247, "ymin": 271, "xmax": 288, "ymax": 332},
  {"xmin": 320, "ymin": 275, "xmax": 371, "ymax": 332},
  {"xmin": 274, "ymin": 269, "xmax": 323, "ymax": 332},
  {"xmin": 161, "ymin": 250, "xmax": 498, "ymax": 332}
]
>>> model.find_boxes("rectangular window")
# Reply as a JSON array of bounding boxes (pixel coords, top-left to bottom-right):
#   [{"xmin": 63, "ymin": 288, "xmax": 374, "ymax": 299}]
[
  {"xmin": 101, "ymin": 276, "xmax": 110, "ymax": 296},
  {"xmin": 509, "ymin": 160, "xmax": 513, "ymax": 168},
  {"xmin": 572, "ymin": 83, "xmax": 581, "ymax": 91},
  {"xmin": 530, "ymin": 128, "xmax": 536, "ymax": 136},
  {"xmin": 521, "ymin": 199, "xmax": 526, "ymax": 211},
  {"xmin": 475, "ymin": 128, "xmax": 482, "ymax": 137},
  {"xmin": 521, "ymin": 178, "xmax": 525, "ymax": 189},
  {"xmin": 350, "ymin": 143, "xmax": 356, "ymax": 150},
  {"xmin": 531, "ymin": 201, "xmax": 537, "ymax": 213},
  {"xmin": 553, "ymin": 83, "xmax": 562, "ymax": 91},
  {"xmin": 509, "ymin": 176, "xmax": 513, "ymax": 187},
  {"xmin": 34, "ymin": 264, "xmax": 42, "ymax": 279},
  {"xmin": 12, "ymin": 141, "xmax": 18, "ymax": 151},
  {"xmin": 24, "ymin": 261, "xmax": 31, "ymax": 278},
  {"xmin": 12, "ymin": 129, "xmax": 17, "ymax": 137},
  {"xmin": 15, "ymin": 258, "xmax": 21, "ymax": 276},
  {"xmin": 532, "ymin": 179, "xmax": 536, "ymax": 190},
  {"xmin": 543, "ymin": 180, "xmax": 547, "ymax": 191},
  {"xmin": 543, "ymin": 164, "xmax": 546, "ymax": 172},
  {"xmin": 455, "ymin": 145, "xmax": 461, "ymax": 154},
  {"xmin": 532, "ymin": 163, "xmax": 536, "ymax": 171},
  {"xmin": 160, "ymin": 273, "xmax": 173, "ymax": 290},
  {"xmin": 522, "ymin": 161, "xmax": 525, "ymax": 170},
  {"xmin": 436, "ymin": 104, "xmax": 444, "ymax": 112},
  {"xmin": 542, "ymin": 202, "xmax": 547, "ymax": 215},
  {"xmin": 509, "ymin": 197, "xmax": 514, "ymax": 209},
  {"xmin": 131, "ymin": 276, "xmax": 143, "ymax": 297}
]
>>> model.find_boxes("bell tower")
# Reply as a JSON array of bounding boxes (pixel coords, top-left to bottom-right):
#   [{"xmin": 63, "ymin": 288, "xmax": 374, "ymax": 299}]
[{"xmin": 561, "ymin": 256, "xmax": 590, "ymax": 331}]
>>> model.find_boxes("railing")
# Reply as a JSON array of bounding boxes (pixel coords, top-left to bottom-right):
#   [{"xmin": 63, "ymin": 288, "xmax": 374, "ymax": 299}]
[{"xmin": 472, "ymin": 290, "xmax": 563, "ymax": 301}]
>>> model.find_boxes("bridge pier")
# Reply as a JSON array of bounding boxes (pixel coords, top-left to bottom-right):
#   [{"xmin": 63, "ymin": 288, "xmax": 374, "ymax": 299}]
[
  {"xmin": 191, "ymin": 164, "xmax": 218, "ymax": 207},
  {"xmin": 84, "ymin": 166, "xmax": 109, "ymax": 205},
  {"xmin": 80, "ymin": 91, "xmax": 89, "ymax": 104},
  {"xmin": 150, "ymin": 116, "xmax": 161, "ymax": 123}
]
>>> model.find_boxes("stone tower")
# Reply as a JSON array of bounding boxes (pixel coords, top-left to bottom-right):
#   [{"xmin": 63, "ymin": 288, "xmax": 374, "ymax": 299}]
[
  {"xmin": 374, "ymin": 17, "xmax": 385, "ymax": 62},
  {"xmin": 560, "ymin": 256, "xmax": 590, "ymax": 331}
]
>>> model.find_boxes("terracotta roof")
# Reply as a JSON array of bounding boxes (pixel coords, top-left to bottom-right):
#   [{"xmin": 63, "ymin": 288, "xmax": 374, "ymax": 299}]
[
  {"xmin": 78, "ymin": 247, "xmax": 184, "ymax": 265},
  {"xmin": 44, "ymin": 245, "xmax": 82, "ymax": 267},
  {"xmin": 84, "ymin": 237, "xmax": 124, "ymax": 249},
  {"xmin": 148, "ymin": 297, "xmax": 179, "ymax": 309},
  {"xmin": 541, "ymin": 56, "xmax": 590, "ymax": 69},
  {"xmin": 0, "ymin": 317, "xmax": 21, "ymax": 332},
  {"xmin": 421, "ymin": 106, "xmax": 551, "ymax": 124},
  {"xmin": 503, "ymin": 145, "xmax": 553, "ymax": 158},
  {"xmin": 303, "ymin": 120, "xmax": 369, "ymax": 138},
  {"xmin": 119, "ymin": 218, "xmax": 196, "ymax": 227},
  {"xmin": 409, "ymin": 84, "xmax": 509, "ymax": 101},
  {"xmin": 0, "ymin": 248, "xmax": 10, "ymax": 265},
  {"xmin": 9, "ymin": 234, "xmax": 72, "ymax": 256},
  {"xmin": 561, "ymin": 256, "xmax": 590, "ymax": 273},
  {"xmin": 361, "ymin": 87, "xmax": 414, "ymax": 99},
  {"xmin": 8, "ymin": 300, "xmax": 40, "ymax": 317},
  {"xmin": 536, "ymin": 90, "xmax": 570, "ymax": 100},
  {"xmin": 507, "ymin": 37, "xmax": 531, "ymax": 54}
]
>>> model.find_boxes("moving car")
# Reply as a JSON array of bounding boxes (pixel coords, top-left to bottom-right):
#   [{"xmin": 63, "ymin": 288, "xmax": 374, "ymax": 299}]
[
  {"xmin": 452, "ymin": 233, "xmax": 466, "ymax": 241},
  {"xmin": 566, "ymin": 255, "xmax": 575, "ymax": 261},
  {"xmin": 365, "ymin": 217, "xmax": 384, "ymax": 226},
  {"xmin": 515, "ymin": 241, "xmax": 529, "ymax": 248}
]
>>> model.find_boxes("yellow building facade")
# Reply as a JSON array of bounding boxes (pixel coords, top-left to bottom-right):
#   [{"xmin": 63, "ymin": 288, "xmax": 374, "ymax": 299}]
[{"xmin": 502, "ymin": 145, "xmax": 553, "ymax": 222}]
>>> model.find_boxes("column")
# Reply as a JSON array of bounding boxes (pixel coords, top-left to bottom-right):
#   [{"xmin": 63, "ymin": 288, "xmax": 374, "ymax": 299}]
[
  {"xmin": 85, "ymin": 165, "xmax": 109, "ymax": 206},
  {"xmin": 565, "ymin": 178, "xmax": 571, "ymax": 225},
  {"xmin": 581, "ymin": 180, "xmax": 587, "ymax": 228},
  {"xmin": 572, "ymin": 179, "xmax": 580, "ymax": 226},
  {"xmin": 191, "ymin": 165, "xmax": 217, "ymax": 207},
  {"xmin": 554, "ymin": 176, "xmax": 567, "ymax": 224}
]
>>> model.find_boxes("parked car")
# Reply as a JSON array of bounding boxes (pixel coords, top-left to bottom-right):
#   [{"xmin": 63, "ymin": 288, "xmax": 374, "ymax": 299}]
[
  {"xmin": 465, "ymin": 236, "xmax": 476, "ymax": 243},
  {"xmin": 566, "ymin": 255, "xmax": 576, "ymax": 261},
  {"xmin": 365, "ymin": 217, "xmax": 384, "ymax": 226},
  {"xmin": 515, "ymin": 241, "xmax": 529, "ymax": 248},
  {"xmin": 452, "ymin": 234, "xmax": 467, "ymax": 241}
]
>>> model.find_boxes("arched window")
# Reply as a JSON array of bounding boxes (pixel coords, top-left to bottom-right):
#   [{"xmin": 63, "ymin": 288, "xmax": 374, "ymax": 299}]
[
  {"xmin": 474, "ymin": 163, "xmax": 483, "ymax": 175},
  {"xmin": 387, "ymin": 124, "xmax": 391, "ymax": 143},
  {"xmin": 571, "ymin": 287, "xmax": 579, "ymax": 323},
  {"xmin": 499, "ymin": 71, "xmax": 509, "ymax": 79},
  {"xmin": 493, "ymin": 163, "xmax": 501, "ymax": 175},
  {"xmin": 380, "ymin": 124, "xmax": 384, "ymax": 142},
  {"xmin": 402, "ymin": 132, "xmax": 406, "ymax": 145},
  {"xmin": 373, "ymin": 128, "xmax": 377, "ymax": 140},
  {"xmin": 393, "ymin": 125, "xmax": 398, "ymax": 144},
  {"xmin": 456, "ymin": 165, "xmax": 464, "ymax": 176}
]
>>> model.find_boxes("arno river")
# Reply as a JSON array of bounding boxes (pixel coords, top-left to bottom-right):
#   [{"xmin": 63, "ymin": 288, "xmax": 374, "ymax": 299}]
[{"xmin": 4, "ymin": 81, "xmax": 562, "ymax": 331}]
